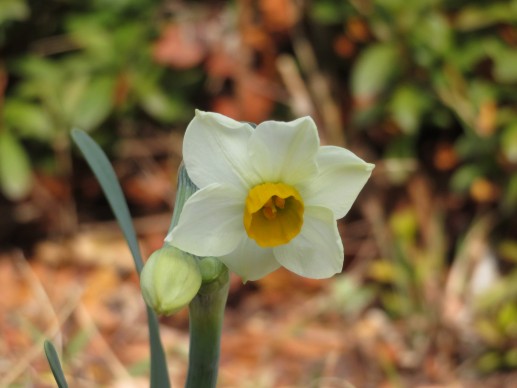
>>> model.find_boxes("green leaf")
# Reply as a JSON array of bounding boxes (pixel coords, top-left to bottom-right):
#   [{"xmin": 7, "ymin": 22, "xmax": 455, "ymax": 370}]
[
  {"xmin": 477, "ymin": 351, "xmax": 502, "ymax": 373},
  {"xmin": 493, "ymin": 49, "xmax": 517, "ymax": 83},
  {"xmin": 411, "ymin": 11, "xmax": 452, "ymax": 56},
  {"xmin": 310, "ymin": 0, "xmax": 350, "ymax": 24},
  {"xmin": 451, "ymin": 38, "xmax": 493, "ymax": 71},
  {"xmin": 455, "ymin": 2, "xmax": 517, "ymax": 31},
  {"xmin": 73, "ymin": 76, "xmax": 115, "ymax": 130},
  {"xmin": 503, "ymin": 175, "xmax": 517, "ymax": 212},
  {"xmin": 61, "ymin": 76, "xmax": 90, "ymax": 124},
  {"xmin": 455, "ymin": 134, "xmax": 498, "ymax": 159},
  {"xmin": 505, "ymin": 348, "xmax": 517, "ymax": 367},
  {"xmin": 137, "ymin": 84, "xmax": 187, "ymax": 123},
  {"xmin": 0, "ymin": 130, "xmax": 32, "ymax": 200},
  {"xmin": 0, "ymin": 0, "xmax": 29, "ymax": 25},
  {"xmin": 14, "ymin": 56, "xmax": 60, "ymax": 83},
  {"xmin": 71, "ymin": 129, "xmax": 170, "ymax": 388},
  {"xmin": 389, "ymin": 207, "xmax": 418, "ymax": 242},
  {"xmin": 147, "ymin": 306, "xmax": 172, "ymax": 388},
  {"xmin": 44, "ymin": 340, "xmax": 69, "ymax": 388},
  {"xmin": 67, "ymin": 18, "xmax": 112, "ymax": 54},
  {"xmin": 468, "ymin": 80, "xmax": 497, "ymax": 108},
  {"xmin": 3, "ymin": 99, "xmax": 54, "ymax": 140},
  {"xmin": 351, "ymin": 43, "xmax": 399, "ymax": 101},
  {"xmin": 389, "ymin": 85, "xmax": 429, "ymax": 134},
  {"xmin": 71, "ymin": 129, "xmax": 143, "ymax": 270},
  {"xmin": 501, "ymin": 123, "xmax": 517, "ymax": 163},
  {"xmin": 450, "ymin": 165, "xmax": 482, "ymax": 193},
  {"xmin": 498, "ymin": 303, "xmax": 517, "ymax": 334}
]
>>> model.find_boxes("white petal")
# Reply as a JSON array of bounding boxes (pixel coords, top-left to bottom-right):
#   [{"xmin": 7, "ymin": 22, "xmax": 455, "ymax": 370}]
[
  {"xmin": 249, "ymin": 116, "xmax": 319, "ymax": 185},
  {"xmin": 183, "ymin": 110, "xmax": 259, "ymax": 191},
  {"xmin": 274, "ymin": 206, "xmax": 343, "ymax": 279},
  {"xmin": 300, "ymin": 146, "xmax": 374, "ymax": 220},
  {"xmin": 219, "ymin": 237, "xmax": 280, "ymax": 282},
  {"xmin": 166, "ymin": 183, "xmax": 246, "ymax": 257}
]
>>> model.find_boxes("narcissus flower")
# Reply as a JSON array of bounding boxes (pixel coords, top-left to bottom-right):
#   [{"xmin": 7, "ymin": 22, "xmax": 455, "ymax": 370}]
[{"xmin": 166, "ymin": 110, "xmax": 374, "ymax": 281}]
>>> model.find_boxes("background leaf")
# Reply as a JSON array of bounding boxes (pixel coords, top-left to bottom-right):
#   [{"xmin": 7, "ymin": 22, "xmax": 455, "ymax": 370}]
[
  {"xmin": 72, "ymin": 76, "xmax": 115, "ymax": 130},
  {"xmin": 0, "ymin": 130, "xmax": 32, "ymax": 200},
  {"xmin": 351, "ymin": 43, "xmax": 399, "ymax": 101}
]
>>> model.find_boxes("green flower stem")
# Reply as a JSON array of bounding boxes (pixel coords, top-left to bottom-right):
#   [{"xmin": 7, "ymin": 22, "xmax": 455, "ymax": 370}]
[
  {"xmin": 171, "ymin": 163, "xmax": 230, "ymax": 387},
  {"xmin": 185, "ymin": 267, "xmax": 229, "ymax": 388}
]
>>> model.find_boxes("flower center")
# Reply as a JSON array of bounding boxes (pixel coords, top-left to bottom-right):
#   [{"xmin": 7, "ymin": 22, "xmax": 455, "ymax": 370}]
[{"xmin": 243, "ymin": 182, "xmax": 304, "ymax": 247}]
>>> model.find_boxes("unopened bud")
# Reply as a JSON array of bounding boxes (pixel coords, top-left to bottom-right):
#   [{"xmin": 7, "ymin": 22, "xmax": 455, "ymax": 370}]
[{"xmin": 140, "ymin": 245, "xmax": 201, "ymax": 315}]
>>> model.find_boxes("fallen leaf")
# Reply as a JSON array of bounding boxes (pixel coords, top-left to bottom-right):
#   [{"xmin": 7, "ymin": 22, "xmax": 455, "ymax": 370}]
[{"xmin": 153, "ymin": 24, "xmax": 206, "ymax": 69}]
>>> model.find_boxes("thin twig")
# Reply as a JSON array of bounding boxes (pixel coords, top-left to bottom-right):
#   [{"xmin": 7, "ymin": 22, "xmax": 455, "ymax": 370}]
[{"xmin": 0, "ymin": 255, "xmax": 82, "ymax": 387}]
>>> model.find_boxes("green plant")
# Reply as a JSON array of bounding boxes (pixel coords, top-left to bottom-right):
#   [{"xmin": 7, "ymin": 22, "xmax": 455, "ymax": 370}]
[
  {"xmin": 310, "ymin": 0, "xmax": 517, "ymax": 205},
  {"xmin": 0, "ymin": 0, "xmax": 197, "ymax": 200},
  {"xmin": 44, "ymin": 108, "xmax": 374, "ymax": 387}
]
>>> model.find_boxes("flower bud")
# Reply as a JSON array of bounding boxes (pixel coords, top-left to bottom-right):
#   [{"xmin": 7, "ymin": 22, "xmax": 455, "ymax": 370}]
[
  {"xmin": 140, "ymin": 245, "xmax": 202, "ymax": 315},
  {"xmin": 199, "ymin": 257, "xmax": 226, "ymax": 284}
]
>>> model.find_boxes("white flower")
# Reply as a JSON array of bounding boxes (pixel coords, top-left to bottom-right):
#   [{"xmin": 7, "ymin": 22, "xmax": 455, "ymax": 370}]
[{"xmin": 166, "ymin": 110, "xmax": 374, "ymax": 281}]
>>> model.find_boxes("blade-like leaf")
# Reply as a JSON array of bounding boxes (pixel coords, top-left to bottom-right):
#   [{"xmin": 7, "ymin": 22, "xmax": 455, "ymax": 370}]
[
  {"xmin": 71, "ymin": 128, "xmax": 143, "ymax": 273},
  {"xmin": 147, "ymin": 306, "xmax": 172, "ymax": 387},
  {"xmin": 71, "ymin": 129, "xmax": 170, "ymax": 388},
  {"xmin": 44, "ymin": 340, "xmax": 69, "ymax": 388}
]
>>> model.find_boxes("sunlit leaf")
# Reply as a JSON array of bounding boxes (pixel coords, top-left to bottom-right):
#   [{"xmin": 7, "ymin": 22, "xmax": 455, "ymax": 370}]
[
  {"xmin": 351, "ymin": 43, "xmax": 399, "ymax": 101},
  {"xmin": 389, "ymin": 207, "xmax": 418, "ymax": 242},
  {"xmin": 493, "ymin": 49, "xmax": 517, "ymax": 83},
  {"xmin": 310, "ymin": 0, "xmax": 350, "ymax": 24},
  {"xmin": 498, "ymin": 303, "xmax": 517, "ymax": 335},
  {"xmin": 368, "ymin": 260, "xmax": 396, "ymax": 283},
  {"xmin": 73, "ymin": 76, "xmax": 115, "ymax": 130},
  {"xmin": 136, "ymin": 82, "xmax": 187, "ymax": 123},
  {"xmin": 3, "ymin": 99, "xmax": 54, "ymax": 140},
  {"xmin": 0, "ymin": 130, "xmax": 32, "ymax": 200},
  {"xmin": 0, "ymin": 0, "xmax": 29, "ymax": 25},
  {"xmin": 62, "ymin": 76, "xmax": 90, "ymax": 123},
  {"xmin": 411, "ymin": 11, "xmax": 452, "ymax": 56},
  {"xmin": 501, "ymin": 123, "xmax": 517, "ymax": 163},
  {"xmin": 389, "ymin": 85, "xmax": 429, "ymax": 134},
  {"xmin": 455, "ymin": 3, "xmax": 517, "ymax": 31}
]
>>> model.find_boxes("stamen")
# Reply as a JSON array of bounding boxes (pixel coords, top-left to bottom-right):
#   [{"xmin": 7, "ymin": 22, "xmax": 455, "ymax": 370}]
[
  {"xmin": 262, "ymin": 196, "xmax": 280, "ymax": 220},
  {"xmin": 274, "ymin": 196, "xmax": 285, "ymax": 209},
  {"xmin": 262, "ymin": 205, "xmax": 276, "ymax": 220}
]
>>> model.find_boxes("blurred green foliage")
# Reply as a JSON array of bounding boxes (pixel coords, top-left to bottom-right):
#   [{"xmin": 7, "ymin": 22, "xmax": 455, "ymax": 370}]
[
  {"xmin": 311, "ymin": 0, "xmax": 517, "ymax": 374},
  {"xmin": 0, "ymin": 0, "xmax": 197, "ymax": 199},
  {"xmin": 474, "ymin": 267, "xmax": 517, "ymax": 372},
  {"xmin": 312, "ymin": 0, "xmax": 517, "ymax": 204}
]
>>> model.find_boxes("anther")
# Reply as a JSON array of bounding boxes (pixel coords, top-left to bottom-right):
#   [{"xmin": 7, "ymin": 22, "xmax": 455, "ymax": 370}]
[{"xmin": 274, "ymin": 196, "xmax": 285, "ymax": 209}]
